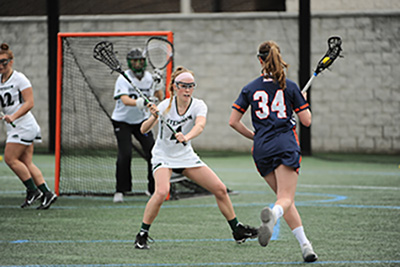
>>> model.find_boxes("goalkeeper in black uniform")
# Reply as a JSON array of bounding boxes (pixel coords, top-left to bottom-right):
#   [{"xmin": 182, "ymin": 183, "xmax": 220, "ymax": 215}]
[{"xmin": 111, "ymin": 47, "xmax": 163, "ymax": 202}]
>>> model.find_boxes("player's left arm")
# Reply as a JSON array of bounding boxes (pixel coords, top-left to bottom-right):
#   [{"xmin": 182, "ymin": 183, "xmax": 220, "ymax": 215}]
[
  {"xmin": 175, "ymin": 116, "xmax": 206, "ymax": 143},
  {"xmin": 297, "ymin": 109, "xmax": 312, "ymax": 127}
]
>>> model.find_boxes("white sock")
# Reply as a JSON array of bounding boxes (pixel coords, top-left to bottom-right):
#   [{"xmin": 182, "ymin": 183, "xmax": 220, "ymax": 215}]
[
  {"xmin": 272, "ymin": 204, "xmax": 284, "ymax": 220},
  {"xmin": 292, "ymin": 226, "xmax": 310, "ymax": 246}
]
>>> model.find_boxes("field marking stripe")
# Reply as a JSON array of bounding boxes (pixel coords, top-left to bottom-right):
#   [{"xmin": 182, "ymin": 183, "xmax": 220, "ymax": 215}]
[
  {"xmin": 2, "ymin": 260, "xmax": 400, "ymax": 266},
  {"xmin": 1, "ymin": 202, "xmax": 399, "ymax": 210},
  {"xmin": 212, "ymin": 167, "xmax": 400, "ymax": 177},
  {"xmin": 225, "ymin": 182, "xmax": 400, "ymax": 191},
  {"xmin": 0, "ymin": 238, "xmax": 258, "ymax": 244}
]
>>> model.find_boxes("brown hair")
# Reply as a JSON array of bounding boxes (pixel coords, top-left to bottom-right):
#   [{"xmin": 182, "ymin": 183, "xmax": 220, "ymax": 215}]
[
  {"xmin": 165, "ymin": 66, "xmax": 194, "ymax": 114},
  {"xmin": 0, "ymin": 43, "xmax": 14, "ymax": 59},
  {"xmin": 258, "ymin": 41, "xmax": 288, "ymax": 89}
]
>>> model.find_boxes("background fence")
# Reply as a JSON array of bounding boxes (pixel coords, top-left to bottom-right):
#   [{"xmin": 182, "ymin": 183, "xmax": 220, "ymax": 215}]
[{"xmin": 0, "ymin": 10, "xmax": 399, "ymax": 153}]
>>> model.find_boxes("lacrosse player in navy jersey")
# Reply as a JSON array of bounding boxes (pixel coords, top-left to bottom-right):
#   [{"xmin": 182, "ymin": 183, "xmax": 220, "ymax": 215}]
[
  {"xmin": 0, "ymin": 43, "xmax": 57, "ymax": 209},
  {"xmin": 111, "ymin": 48, "xmax": 164, "ymax": 202},
  {"xmin": 229, "ymin": 41, "xmax": 318, "ymax": 262},
  {"xmin": 133, "ymin": 66, "xmax": 258, "ymax": 249}
]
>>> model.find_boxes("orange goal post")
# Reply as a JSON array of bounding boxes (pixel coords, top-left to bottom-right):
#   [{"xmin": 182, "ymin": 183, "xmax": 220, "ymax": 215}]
[{"xmin": 55, "ymin": 31, "xmax": 173, "ymax": 196}]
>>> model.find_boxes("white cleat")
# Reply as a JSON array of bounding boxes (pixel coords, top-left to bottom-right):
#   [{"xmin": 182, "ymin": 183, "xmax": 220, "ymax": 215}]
[
  {"xmin": 258, "ymin": 207, "xmax": 276, "ymax": 247},
  {"xmin": 301, "ymin": 243, "xmax": 318, "ymax": 262},
  {"xmin": 113, "ymin": 192, "xmax": 124, "ymax": 203}
]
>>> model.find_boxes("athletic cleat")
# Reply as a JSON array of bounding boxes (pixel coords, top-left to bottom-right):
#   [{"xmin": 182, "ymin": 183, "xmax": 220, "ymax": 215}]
[
  {"xmin": 302, "ymin": 243, "xmax": 318, "ymax": 262},
  {"xmin": 258, "ymin": 207, "xmax": 276, "ymax": 247},
  {"xmin": 113, "ymin": 192, "xmax": 124, "ymax": 203},
  {"xmin": 21, "ymin": 189, "xmax": 43, "ymax": 208},
  {"xmin": 134, "ymin": 231, "xmax": 153, "ymax": 249},
  {"xmin": 232, "ymin": 223, "xmax": 258, "ymax": 244},
  {"xmin": 37, "ymin": 191, "xmax": 57, "ymax": 210}
]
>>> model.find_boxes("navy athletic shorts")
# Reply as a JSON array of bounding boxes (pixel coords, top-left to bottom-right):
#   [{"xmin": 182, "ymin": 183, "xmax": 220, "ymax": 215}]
[{"xmin": 255, "ymin": 151, "xmax": 301, "ymax": 177}]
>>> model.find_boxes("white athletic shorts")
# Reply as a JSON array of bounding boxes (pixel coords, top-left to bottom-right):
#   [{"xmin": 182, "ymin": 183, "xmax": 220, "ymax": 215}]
[
  {"xmin": 6, "ymin": 117, "xmax": 42, "ymax": 146},
  {"xmin": 151, "ymin": 152, "xmax": 206, "ymax": 174}
]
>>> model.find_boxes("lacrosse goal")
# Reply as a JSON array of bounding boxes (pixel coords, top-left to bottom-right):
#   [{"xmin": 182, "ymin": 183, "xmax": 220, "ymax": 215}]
[{"xmin": 55, "ymin": 31, "xmax": 214, "ymax": 198}]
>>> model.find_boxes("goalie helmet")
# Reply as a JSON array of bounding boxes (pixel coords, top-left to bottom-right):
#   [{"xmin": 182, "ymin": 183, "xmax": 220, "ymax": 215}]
[{"xmin": 127, "ymin": 48, "xmax": 147, "ymax": 74}]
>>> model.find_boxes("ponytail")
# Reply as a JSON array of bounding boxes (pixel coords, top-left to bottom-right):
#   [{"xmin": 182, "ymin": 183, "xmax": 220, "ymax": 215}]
[{"xmin": 258, "ymin": 41, "xmax": 288, "ymax": 90}]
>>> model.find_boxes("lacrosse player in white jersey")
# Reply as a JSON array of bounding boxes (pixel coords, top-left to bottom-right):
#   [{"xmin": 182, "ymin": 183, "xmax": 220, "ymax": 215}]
[
  {"xmin": 133, "ymin": 66, "xmax": 258, "ymax": 249},
  {"xmin": 111, "ymin": 48, "xmax": 164, "ymax": 203},
  {"xmin": 0, "ymin": 43, "xmax": 57, "ymax": 209}
]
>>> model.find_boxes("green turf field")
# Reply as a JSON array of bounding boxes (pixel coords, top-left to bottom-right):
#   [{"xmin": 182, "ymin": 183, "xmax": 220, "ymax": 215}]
[{"xmin": 0, "ymin": 153, "xmax": 399, "ymax": 266}]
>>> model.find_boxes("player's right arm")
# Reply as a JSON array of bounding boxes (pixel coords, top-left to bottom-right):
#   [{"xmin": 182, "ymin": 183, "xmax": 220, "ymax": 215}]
[
  {"xmin": 115, "ymin": 74, "xmax": 144, "ymax": 108},
  {"xmin": 119, "ymin": 94, "xmax": 144, "ymax": 108},
  {"xmin": 140, "ymin": 103, "xmax": 159, "ymax": 134},
  {"xmin": 229, "ymin": 108, "xmax": 254, "ymax": 140}
]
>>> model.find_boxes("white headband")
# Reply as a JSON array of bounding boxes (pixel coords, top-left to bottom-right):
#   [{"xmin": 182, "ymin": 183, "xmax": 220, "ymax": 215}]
[{"xmin": 175, "ymin": 72, "xmax": 194, "ymax": 82}]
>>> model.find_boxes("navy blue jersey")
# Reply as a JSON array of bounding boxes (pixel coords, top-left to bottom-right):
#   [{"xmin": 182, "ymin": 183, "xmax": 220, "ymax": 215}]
[{"xmin": 232, "ymin": 76, "xmax": 309, "ymax": 162}]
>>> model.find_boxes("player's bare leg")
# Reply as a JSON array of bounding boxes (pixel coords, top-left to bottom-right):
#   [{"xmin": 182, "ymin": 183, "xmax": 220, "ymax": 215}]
[
  {"xmin": 20, "ymin": 144, "xmax": 45, "ymax": 185},
  {"xmin": 4, "ymin": 143, "xmax": 31, "ymax": 182},
  {"xmin": 4, "ymin": 143, "xmax": 43, "ymax": 207},
  {"xmin": 184, "ymin": 166, "xmax": 235, "ymax": 220},
  {"xmin": 142, "ymin": 168, "xmax": 172, "ymax": 224},
  {"xmin": 184, "ymin": 166, "xmax": 258, "ymax": 243}
]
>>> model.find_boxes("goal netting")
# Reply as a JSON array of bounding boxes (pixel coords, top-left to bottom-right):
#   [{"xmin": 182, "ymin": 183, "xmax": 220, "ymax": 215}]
[
  {"xmin": 55, "ymin": 31, "xmax": 177, "ymax": 196},
  {"xmin": 55, "ymin": 31, "xmax": 232, "ymax": 199}
]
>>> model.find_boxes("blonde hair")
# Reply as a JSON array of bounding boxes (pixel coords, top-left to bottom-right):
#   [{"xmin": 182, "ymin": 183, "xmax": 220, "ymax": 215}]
[
  {"xmin": 0, "ymin": 43, "xmax": 14, "ymax": 60},
  {"xmin": 165, "ymin": 66, "xmax": 194, "ymax": 114},
  {"xmin": 258, "ymin": 41, "xmax": 288, "ymax": 90}
]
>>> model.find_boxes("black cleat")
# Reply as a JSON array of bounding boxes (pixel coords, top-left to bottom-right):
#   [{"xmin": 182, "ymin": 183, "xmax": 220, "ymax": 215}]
[
  {"xmin": 21, "ymin": 189, "xmax": 43, "ymax": 208},
  {"xmin": 134, "ymin": 231, "xmax": 153, "ymax": 249},
  {"xmin": 232, "ymin": 223, "xmax": 258, "ymax": 244},
  {"xmin": 37, "ymin": 191, "xmax": 57, "ymax": 210}
]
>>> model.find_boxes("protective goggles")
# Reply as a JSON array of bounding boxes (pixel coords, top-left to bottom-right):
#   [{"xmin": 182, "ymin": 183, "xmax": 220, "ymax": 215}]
[
  {"xmin": 257, "ymin": 52, "xmax": 269, "ymax": 61},
  {"xmin": 0, "ymin": 59, "xmax": 11, "ymax": 66},
  {"xmin": 175, "ymin": 81, "xmax": 196, "ymax": 90}
]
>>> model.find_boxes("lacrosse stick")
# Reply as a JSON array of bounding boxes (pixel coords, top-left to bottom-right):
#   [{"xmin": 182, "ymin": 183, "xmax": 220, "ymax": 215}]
[
  {"xmin": 0, "ymin": 111, "xmax": 16, "ymax": 127},
  {"xmin": 145, "ymin": 36, "xmax": 174, "ymax": 87},
  {"xmin": 145, "ymin": 36, "xmax": 174, "ymax": 71},
  {"xmin": 302, "ymin": 36, "xmax": 343, "ymax": 93},
  {"xmin": 93, "ymin": 40, "xmax": 186, "ymax": 146}
]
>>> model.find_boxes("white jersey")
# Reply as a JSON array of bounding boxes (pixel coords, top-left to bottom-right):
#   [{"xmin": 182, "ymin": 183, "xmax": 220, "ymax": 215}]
[
  {"xmin": 0, "ymin": 70, "xmax": 37, "ymax": 125},
  {"xmin": 0, "ymin": 70, "xmax": 41, "ymax": 144},
  {"xmin": 111, "ymin": 70, "xmax": 156, "ymax": 124},
  {"xmin": 151, "ymin": 96, "xmax": 207, "ymax": 170}
]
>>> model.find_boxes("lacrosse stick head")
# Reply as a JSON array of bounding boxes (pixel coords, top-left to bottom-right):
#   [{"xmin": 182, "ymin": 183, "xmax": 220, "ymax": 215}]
[
  {"xmin": 93, "ymin": 41, "xmax": 123, "ymax": 74},
  {"xmin": 145, "ymin": 37, "xmax": 174, "ymax": 70},
  {"xmin": 315, "ymin": 36, "xmax": 343, "ymax": 74}
]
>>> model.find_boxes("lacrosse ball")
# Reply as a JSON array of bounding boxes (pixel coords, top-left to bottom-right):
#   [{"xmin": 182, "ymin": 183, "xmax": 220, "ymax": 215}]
[
  {"xmin": 322, "ymin": 57, "xmax": 330, "ymax": 64},
  {"xmin": 0, "ymin": 155, "xmax": 3, "ymax": 161}
]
